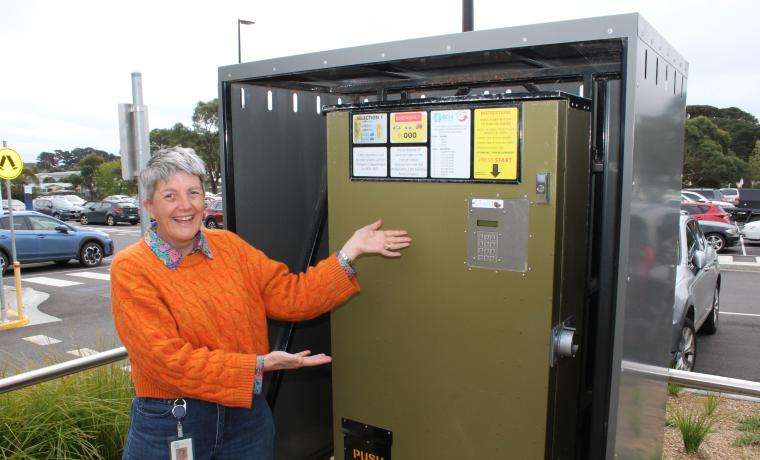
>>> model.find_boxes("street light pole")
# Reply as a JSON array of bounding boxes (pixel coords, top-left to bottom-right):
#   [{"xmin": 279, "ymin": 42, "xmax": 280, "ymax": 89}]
[{"xmin": 237, "ymin": 19, "xmax": 255, "ymax": 64}]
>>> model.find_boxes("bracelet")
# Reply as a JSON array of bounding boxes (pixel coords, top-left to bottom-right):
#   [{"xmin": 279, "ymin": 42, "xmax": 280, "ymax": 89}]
[{"xmin": 337, "ymin": 251, "xmax": 356, "ymax": 278}]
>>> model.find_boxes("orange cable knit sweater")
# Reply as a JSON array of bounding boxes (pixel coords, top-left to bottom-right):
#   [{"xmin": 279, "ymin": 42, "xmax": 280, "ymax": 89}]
[{"xmin": 110, "ymin": 228, "xmax": 359, "ymax": 409}]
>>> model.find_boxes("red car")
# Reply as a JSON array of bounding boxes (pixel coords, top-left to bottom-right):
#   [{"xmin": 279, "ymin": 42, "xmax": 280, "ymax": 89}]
[
  {"xmin": 681, "ymin": 201, "xmax": 731, "ymax": 224},
  {"xmin": 203, "ymin": 199, "xmax": 224, "ymax": 229}
]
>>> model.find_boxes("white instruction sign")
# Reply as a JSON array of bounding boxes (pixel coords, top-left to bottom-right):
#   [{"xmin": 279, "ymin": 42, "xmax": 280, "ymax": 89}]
[
  {"xmin": 353, "ymin": 147, "xmax": 388, "ymax": 177},
  {"xmin": 352, "ymin": 113, "xmax": 387, "ymax": 144},
  {"xmin": 430, "ymin": 109, "xmax": 471, "ymax": 179},
  {"xmin": 390, "ymin": 146, "xmax": 427, "ymax": 178}
]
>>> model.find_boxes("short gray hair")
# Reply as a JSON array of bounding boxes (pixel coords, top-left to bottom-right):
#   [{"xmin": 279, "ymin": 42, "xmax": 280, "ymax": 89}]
[{"xmin": 140, "ymin": 147, "xmax": 206, "ymax": 200}]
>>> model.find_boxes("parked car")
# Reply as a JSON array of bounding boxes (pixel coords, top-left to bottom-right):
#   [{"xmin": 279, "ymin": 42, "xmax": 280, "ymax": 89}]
[
  {"xmin": 203, "ymin": 199, "xmax": 223, "ymax": 229},
  {"xmin": 741, "ymin": 219, "xmax": 760, "ymax": 241},
  {"xmin": 80, "ymin": 201, "xmax": 140, "ymax": 226},
  {"xmin": 719, "ymin": 188, "xmax": 740, "ymax": 205},
  {"xmin": 0, "ymin": 211, "xmax": 113, "ymax": 272},
  {"xmin": 33, "ymin": 196, "xmax": 85, "ymax": 221},
  {"xmin": 734, "ymin": 188, "xmax": 760, "ymax": 223},
  {"xmin": 697, "ymin": 220, "xmax": 740, "ymax": 252},
  {"xmin": 671, "ymin": 215, "xmax": 720, "ymax": 372},
  {"xmin": 103, "ymin": 195, "xmax": 135, "ymax": 204},
  {"xmin": 1, "ymin": 199, "xmax": 27, "ymax": 212},
  {"xmin": 681, "ymin": 190, "xmax": 735, "ymax": 210},
  {"xmin": 62, "ymin": 194, "xmax": 86, "ymax": 206},
  {"xmin": 681, "ymin": 201, "xmax": 732, "ymax": 224}
]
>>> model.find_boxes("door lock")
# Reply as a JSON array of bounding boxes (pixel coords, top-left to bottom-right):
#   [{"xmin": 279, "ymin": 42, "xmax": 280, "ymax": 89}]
[{"xmin": 550, "ymin": 321, "xmax": 578, "ymax": 367}]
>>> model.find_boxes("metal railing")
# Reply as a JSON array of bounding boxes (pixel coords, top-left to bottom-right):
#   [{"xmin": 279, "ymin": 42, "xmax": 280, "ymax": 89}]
[
  {"xmin": 668, "ymin": 368, "xmax": 760, "ymax": 398},
  {"xmin": 1, "ymin": 350, "xmax": 759, "ymax": 401},
  {"xmin": 0, "ymin": 347, "xmax": 127, "ymax": 394}
]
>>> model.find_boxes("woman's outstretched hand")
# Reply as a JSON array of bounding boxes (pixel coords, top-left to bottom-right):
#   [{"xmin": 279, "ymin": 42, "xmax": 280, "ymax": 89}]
[
  {"xmin": 262, "ymin": 350, "xmax": 332, "ymax": 372},
  {"xmin": 340, "ymin": 219, "xmax": 412, "ymax": 261}
]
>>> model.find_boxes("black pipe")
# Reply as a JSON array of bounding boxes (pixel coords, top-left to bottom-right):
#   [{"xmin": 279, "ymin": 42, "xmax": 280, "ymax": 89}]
[
  {"xmin": 266, "ymin": 173, "xmax": 329, "ymax": 410},
  {"xmin": 462, "ymin": 0, "xmax": 474, "ymax": 32}
]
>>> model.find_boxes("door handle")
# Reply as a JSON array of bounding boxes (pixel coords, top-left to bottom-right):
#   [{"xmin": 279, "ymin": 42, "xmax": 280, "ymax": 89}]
[{"xmin": 550, "ymin": 320, "xmax": 579, "ymax": 367}]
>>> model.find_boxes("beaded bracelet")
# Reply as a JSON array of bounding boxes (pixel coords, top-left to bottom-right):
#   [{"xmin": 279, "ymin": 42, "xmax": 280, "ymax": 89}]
[{"xmin": 337, "ymin": 251, "xmax": 356, "ymax": 278}]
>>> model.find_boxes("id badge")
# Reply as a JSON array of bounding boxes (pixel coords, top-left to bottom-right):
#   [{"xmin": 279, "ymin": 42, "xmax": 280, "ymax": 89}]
[{"xmin": 169, "ymin": 436, "xmax": 194, "ymax": 460}]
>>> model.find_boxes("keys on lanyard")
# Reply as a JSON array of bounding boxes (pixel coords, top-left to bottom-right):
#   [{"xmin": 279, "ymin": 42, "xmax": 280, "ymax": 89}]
[{"xmin": 172, "ymin": 399, "xmax": 187, "ymax": 438}]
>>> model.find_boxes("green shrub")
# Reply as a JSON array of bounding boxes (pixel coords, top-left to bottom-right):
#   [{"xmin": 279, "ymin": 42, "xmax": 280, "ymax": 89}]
[
  {"xmin": 703, "ymin": 393, "xmax": 720, "ymax": 417},
  {"xmin": 0, "ymin": 361, "xmax": 133, "ymax": 459},
  {"xmin": 734, "ymin": 414, "xmax": 760, "ymax": 447},
  {"xmin": 667, "ymin": 383, "xmax": 682, "ymax": 396},
  {"xmin": 672, "ymin": 407, "xmax": 715, "ymax": 454},
  {"xmin": 737, "ymin": 414, "xmax": 760, "ymax": 432}
]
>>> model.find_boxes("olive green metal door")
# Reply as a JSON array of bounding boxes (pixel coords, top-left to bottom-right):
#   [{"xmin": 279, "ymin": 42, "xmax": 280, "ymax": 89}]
[{"xmin": 328, "ymin": 97, "xmax": 591, "ymax": 459}]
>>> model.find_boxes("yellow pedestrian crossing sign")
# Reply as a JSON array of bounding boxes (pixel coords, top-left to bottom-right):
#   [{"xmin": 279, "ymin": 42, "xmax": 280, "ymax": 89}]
[{"xmin": 0, "ymin": 147, "xmax": 24, "ymax": 180}]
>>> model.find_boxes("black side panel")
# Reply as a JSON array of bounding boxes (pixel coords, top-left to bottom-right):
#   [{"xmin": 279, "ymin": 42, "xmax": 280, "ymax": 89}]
[{"xmin": 227, "ymin": 84, "xmax": 336, "ymax": 459}]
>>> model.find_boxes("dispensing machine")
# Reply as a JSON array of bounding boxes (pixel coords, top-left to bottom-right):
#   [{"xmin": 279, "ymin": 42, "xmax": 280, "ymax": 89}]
[{"xmin": 219, "ymin": 13, "xmax": 687, "ymax": 459}]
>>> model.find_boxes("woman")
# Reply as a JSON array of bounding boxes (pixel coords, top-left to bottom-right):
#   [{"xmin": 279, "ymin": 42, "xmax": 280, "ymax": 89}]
[{"xmin": 111, "ymin": 147, "xmax": 411, "ymax": 459}]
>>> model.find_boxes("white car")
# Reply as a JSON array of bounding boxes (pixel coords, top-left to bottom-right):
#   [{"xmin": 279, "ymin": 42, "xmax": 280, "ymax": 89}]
[
  {"xmin": 0, "ymin": 199, "xmax": 27, "ymax": 212},
  {"xmin": 742, "ymin": 220, "xmax": 760, "ymax": 241},
  {"xmin": 681, "ymin": 190, "xmax": 735, "ymax": 210}
]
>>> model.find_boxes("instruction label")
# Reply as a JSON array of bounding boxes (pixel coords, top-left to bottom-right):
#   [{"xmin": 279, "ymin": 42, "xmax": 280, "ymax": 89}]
[
  {"xmin": 390, "ymin": 146, "xmax": 427, "ymax": 178},
  {"xmin": 430, "ymin": 109, "xmax": 471, "ymax": 179},
  {"xmin": 390, "ymin": 111, "xmax": 427, "ymax": 143},
  {"xmin": 352, "ymin": 147, "xmax": 388, "ymax": 177},
  {"xmin": 353, "ymin": 113, "xmax": 387, "ymax": 144},
  {"xmin": 473, "ymin": 107, "xmax": 519, "ymax": 180}
]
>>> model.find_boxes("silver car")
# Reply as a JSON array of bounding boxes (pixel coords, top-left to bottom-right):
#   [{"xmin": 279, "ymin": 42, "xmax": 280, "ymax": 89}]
[{"xmin": 672, "ymin": 215, "xmax": 720, "ymax": 371}]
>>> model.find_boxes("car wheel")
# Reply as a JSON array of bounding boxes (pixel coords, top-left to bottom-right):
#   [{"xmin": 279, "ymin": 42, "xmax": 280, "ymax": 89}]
[
  {"xmin": 674, "ymin": 317, "xmax": 697, "ymax": 372},
  {"xmin": 79, "ymin": 242, "xmax": 104, "ymax": 267},
  {"xmin": 106, "ymin": 215, "xmax": 116, "ymax": 226},
  {"xmin": 80, "ymin": 215, "xmax": 89, "ymax": 225},
  {"xmin": 704, "ymin": 233, "xmax": 726, "ymax": 252},
  {"xmin": 0, "ymin": 252, "xmax": 8, "ymax": 275},
  {"xmin": 52, "ymin": 212, "xmax": 61, "ymax": 220},
  {"xmin": 130, "ymin": 221, "xmax": 138, "ymax": 225},
  {"xmin": 205, "ymin": 218, "xmax": 218, "ymax": 229},
  {"xmin": 701, "ymin": 287, "xmax": 719, "ymax": 335}
]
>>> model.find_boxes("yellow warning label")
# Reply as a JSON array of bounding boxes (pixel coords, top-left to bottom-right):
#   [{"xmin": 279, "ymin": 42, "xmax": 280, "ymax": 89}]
[
  {"xmin": 473, "ymin": 107, "xmax": 519, "ymax": 180},
  {"xmin": 0, "ymin": 147, "xmax": 24, "ymax": 180},
  {"xmin": 390, "ymin": 111, "xmax": 427, "ymax": 143}
]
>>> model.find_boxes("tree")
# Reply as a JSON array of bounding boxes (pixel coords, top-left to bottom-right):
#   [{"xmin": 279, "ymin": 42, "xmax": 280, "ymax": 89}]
[
  {"xmin": 67, "ymin": 174, "xmax": 83, "ymax": 191},
  {"xmin": 687, "ymin": 105, "xmax": 760, "ymax": 160},
  {"xmin": 683, "ymin": 116, "xmax": 746, "ymax": 187},
  {"xmin": 36, "ymin": 151, "xmax": 58, "ymax": 171},
  {"xmin": 748, "ymin": 141, "xmax": 760, "ymax": 186},
  {"xmin": 95, "ymin": 160, "xmax": 127, "ymax": 197},
  {"xmin": 150, "ymin": 123, "xmax": 198, "ymax": 152},
  {"xmin": 192, "ymin": 99, "xmax": 221, "ymax": 193},
  {"xmin": 79, "ymin": 153, "xmax": 105, "ymax": 198}
]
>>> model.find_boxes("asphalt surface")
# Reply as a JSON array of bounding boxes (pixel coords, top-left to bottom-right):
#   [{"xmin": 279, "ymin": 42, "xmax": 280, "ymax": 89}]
[
  {"xmin": 0, "ymin": 223, "xmax": 139, "ymax": 372},
  {"xmin": 0, "ymin": 222, "xmax": 758, "ymax": 385},
  {"xmin": 695, "ymin": 269, "xmax": 760, "ymax": 382}
]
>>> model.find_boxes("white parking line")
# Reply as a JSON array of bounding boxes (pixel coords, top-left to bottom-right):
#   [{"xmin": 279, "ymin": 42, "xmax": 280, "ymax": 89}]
[
  {"xmin": 67, "ymin": 348, "xmax": 99, "ymax": 357},
  {"xmin": 22, "ymin": 334, "xmax": 62, "ymax": 345},
  {"xmin": 22, "ymin": 277, "xmax": 83, "ymax": 287},
  {"xmin": 721, "ymin": 311, "xmax": 760, "ymax": 317},
  {"xmin": 68, "ymin": 272, "xmax": 110, "ymax": 281}
]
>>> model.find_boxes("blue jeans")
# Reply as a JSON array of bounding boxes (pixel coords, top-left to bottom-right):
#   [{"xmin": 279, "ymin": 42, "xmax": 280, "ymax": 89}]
[{"xmin": 123, "ymin": 395, "xmax": 274, "ymax": 459}]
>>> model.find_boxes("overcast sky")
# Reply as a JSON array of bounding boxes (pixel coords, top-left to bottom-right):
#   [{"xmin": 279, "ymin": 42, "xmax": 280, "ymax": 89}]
[{"xmin": 1, "ymin": 0, "xmax": 758, "ymax": 162}]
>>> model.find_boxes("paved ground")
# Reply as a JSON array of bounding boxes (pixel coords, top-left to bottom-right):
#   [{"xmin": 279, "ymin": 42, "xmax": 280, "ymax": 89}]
[
  {"xmin": 695, "ymin": 269, "xmax": 760, "ymax": 382},
  {"xmin": 0, "ymin": 223, "xmax": 139, "ymax": 373}
]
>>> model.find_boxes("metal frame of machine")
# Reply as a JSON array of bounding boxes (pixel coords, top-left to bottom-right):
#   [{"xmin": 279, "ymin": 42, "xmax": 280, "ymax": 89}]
[{"xmin": 218, "ymin": 13, "xmax": 687, "ymax": 458}]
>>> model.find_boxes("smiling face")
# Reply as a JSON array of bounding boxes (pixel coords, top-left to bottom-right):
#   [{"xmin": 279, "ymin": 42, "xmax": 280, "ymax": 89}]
[{"xmin": 144, "ymin": 172, "xmax": 205, "ymax": 254}]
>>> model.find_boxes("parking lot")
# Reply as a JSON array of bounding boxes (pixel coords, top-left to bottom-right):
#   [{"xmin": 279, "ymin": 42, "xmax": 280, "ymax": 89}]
[
  {"xmin": 0, "ymin": 224, "xmax": 138, "ymax": 372},
  {"xmin": 0, "ymin": 222, "xmax": 758, "ymax": 382}
]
